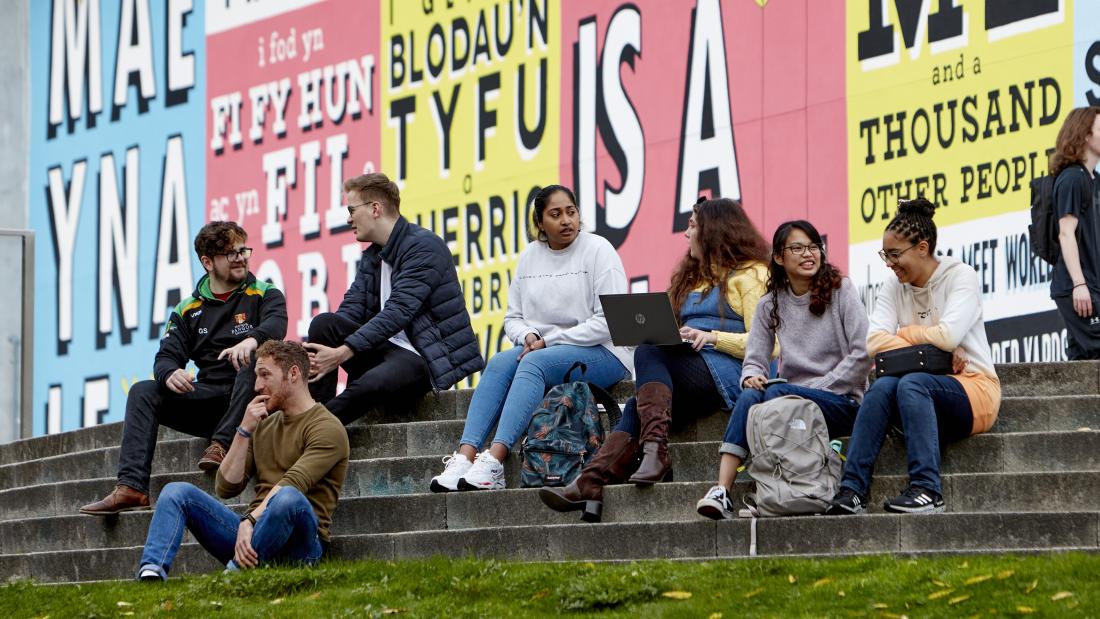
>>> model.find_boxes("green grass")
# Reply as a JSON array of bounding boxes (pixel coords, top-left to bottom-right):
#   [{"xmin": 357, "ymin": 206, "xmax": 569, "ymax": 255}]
[{"xmin": 2, "ymin": 553, "xmax": 1096, "ymax": 618}]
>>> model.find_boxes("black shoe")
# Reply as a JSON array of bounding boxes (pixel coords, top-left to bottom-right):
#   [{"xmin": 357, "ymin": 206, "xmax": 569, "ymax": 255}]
[
  {"xmin": 825, "ymin": 487, "xmax": 867, "ymax": 515},
  {"xmin": 883, "ymin": 485, "xmax": 944, "ymax": 514}
]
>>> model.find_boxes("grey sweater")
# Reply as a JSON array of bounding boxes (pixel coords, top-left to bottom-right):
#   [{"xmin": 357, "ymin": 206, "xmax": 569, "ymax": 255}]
[{"xmin": 741, "ymin": 278, "xmax": 871, "ymax": 401}]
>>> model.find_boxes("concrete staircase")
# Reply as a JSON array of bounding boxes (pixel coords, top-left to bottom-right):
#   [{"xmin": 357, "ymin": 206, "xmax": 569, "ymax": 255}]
[{"xmin": 1, "ymin": 362, "xmax": 1098, "ymax": 583}]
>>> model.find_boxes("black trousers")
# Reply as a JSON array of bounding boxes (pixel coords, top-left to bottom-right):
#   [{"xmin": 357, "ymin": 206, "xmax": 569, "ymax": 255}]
[
  {"xmin": 1054, "ymin": 295, "xmax": 1100, "ymax": 360},
  {"xmin": 307, "ymin": 312, "xmax": 432, "ymax": 425},
  {"xmin": 117, "ymin": 366, "xmax": 255, "ymax": 494}
]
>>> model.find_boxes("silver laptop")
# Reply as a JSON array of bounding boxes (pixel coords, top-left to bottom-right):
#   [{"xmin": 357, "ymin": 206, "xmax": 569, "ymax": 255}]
[{"xmin": 600, "ymin": 293, "xmax": 683, "ymax": 346}]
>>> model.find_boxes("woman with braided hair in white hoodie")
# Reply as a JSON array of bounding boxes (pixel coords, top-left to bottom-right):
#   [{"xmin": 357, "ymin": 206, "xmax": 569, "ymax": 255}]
[{"xmin": 827, "ymin": 197, "xmax": 1001, "ymax": 515}]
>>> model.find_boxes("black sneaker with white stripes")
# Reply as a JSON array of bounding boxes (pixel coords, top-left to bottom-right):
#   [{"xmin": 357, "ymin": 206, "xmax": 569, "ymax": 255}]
[
  {"xmin": 883, "ymin": 485, "xmax": 945, "ymax": 514},
  {"xmin": 825, "ymin": 487, "xmax": 866, "ymax": 515}
]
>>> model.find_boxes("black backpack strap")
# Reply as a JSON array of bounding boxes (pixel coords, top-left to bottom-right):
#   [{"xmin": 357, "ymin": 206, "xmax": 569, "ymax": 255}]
[
  {"xmin": 563, "ymin": 361, "xmax": 587, "ymax": 383},
  {"xmin": 587, "ymin": 383, "xmax": 623, "ymax": 429},
  {"xmin": 561, "ymin": 362, "xmax": 622, "ymax": 427}
]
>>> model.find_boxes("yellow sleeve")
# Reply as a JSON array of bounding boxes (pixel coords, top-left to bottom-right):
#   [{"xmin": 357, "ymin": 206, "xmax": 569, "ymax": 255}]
[
  {"xmin": 897, "ymin": 324, "xmax": 956, "ymax": 352},
  {"xmin": 713, "ymin": 263, "xmax": 768, "ymax": 358}
]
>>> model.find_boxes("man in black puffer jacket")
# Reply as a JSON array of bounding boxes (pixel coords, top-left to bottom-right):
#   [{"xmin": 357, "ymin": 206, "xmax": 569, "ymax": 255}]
[{"xmin": 305, "ymin": 172, "xmax": 484, "ymax": 424}]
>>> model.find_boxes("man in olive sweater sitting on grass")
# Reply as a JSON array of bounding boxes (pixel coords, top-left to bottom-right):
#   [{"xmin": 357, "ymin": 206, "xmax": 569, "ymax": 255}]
[{"xmin": 135, "ymin": 340, "xmax": 349, "ymax": 581}]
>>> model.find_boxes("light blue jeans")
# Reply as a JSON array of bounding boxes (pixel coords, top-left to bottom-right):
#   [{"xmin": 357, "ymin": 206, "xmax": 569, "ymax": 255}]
[{"xmin": 459, "ymin": 344, "xmax": 630, "ymax": 450}]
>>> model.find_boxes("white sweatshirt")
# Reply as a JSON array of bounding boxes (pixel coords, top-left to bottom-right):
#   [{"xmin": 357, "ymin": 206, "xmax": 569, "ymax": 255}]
[
  {"xmin": 867, "ymin": 255, "xmax": 1001, "ymax": 433},
  {"xmin": 504, "ymin": 232, "xmax": 634, "ymax": 374}
]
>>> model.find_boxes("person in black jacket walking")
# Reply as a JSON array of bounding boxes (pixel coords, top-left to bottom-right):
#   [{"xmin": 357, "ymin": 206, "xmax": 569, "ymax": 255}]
[
  {"xmin": 305, "ymin": 172, "xmax": 484, "ymax": 425},
  {"xmin": 80, "ymin": 222, "xmax": 288, "ymax": 516}
]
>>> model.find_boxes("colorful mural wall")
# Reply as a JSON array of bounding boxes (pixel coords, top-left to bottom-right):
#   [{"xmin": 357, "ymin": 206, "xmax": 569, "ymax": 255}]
[{"xmin": 28, "ymin": 0, "xmax": 1100, "ymax": 434}]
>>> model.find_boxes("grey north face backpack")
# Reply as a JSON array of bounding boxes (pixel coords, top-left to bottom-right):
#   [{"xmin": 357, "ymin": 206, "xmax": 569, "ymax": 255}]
[{"xmin": 743, "ymin": 395, "xmax": 842, "ymax": 517}]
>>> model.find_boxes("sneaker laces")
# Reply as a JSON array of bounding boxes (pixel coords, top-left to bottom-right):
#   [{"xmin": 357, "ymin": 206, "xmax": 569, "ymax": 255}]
[
  {"xmin": 468, "ymin": 452, "xmax": 499, "ymax": 476},
  {"xmin": 900, "ymin": 485, "xmax": 930, "ymax": 500},
  {"xmin": 704, "ymin": 485, "xmax": 726, "ymax": 501},
  {"xmin": 440, "ymin": 453, "xmax": 467, "ymax": 473}
]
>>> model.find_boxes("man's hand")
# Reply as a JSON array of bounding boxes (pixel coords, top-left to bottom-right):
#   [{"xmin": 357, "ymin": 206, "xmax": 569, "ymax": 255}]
[
  {"xmin": 165, "ymin": 368, "xmax": 195, "ymax": 394},
  {"xmin": 241, "ymin": 395, "xmax": 270, "ymax": 433},
  {"xmin": 679, "ymin": 326, "xmax": 717, "ymax": 352},
  {"xmin": 518, "ymin": 333, "xmax": 545, "ymax": 360},
  {"xmin": 1073, "ymin": 284, "xmax": 1093, "ymax": 318},
  {"xmin": 742, "ymin": 375, "xmax": 768, "ymax": 391},
  {"xmin": 951, "ymin": 347, "xmax": 969, "ymax": 374},
  {"xmin": 303, "ymin": 343, "xmax": 354, "ymax": 382},
  {"xmin": 218, "ymin": 337, "xmax": 258, "ymax": 371},
  {"xmin": 234, "ymin": 519, "xmax": 259, "ymax": 568}
]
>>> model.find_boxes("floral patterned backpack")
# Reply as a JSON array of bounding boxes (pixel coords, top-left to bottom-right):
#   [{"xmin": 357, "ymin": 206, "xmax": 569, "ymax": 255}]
[{"xmin": 520, "ymin": 362, "xmax": 622, "ymax": 488}]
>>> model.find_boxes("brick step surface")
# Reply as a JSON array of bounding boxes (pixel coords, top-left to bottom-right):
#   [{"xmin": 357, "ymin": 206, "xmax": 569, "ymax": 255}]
[
  {"xmin": 3, "ymin": 395, "xmax": 1098, "ymax": 491},
  {"xmin": 2, "ymin": 510, "xmax": 1096, "ymax": 584},
  {"xmin": 2, "ymin": 471, "xmax": 1096, "ymax": 556},
  {"xmin": 3, "ymin": 430, "xmax": 1097, "ymax": 522},
  {"xmin": 0, "ymin": 360, "xmax": 1095, "ymax": 468}
]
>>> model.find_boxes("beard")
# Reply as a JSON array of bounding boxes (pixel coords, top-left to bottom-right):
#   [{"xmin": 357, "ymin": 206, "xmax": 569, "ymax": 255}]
[{"xmin": 262, "ymin": 386, "xmax": 286, "ymax": 413}]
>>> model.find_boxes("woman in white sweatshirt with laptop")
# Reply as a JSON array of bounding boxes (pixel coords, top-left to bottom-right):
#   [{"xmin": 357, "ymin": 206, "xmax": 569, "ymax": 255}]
[{"xmin": 429, "ymin": 184, "xmax": 633, "ymax": 492}]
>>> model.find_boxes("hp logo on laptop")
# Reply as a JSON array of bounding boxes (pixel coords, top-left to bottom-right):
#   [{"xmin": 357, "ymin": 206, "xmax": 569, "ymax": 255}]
[{"xmin": 634, "ymin": 313, "xmax": 646, "ymax": 325}]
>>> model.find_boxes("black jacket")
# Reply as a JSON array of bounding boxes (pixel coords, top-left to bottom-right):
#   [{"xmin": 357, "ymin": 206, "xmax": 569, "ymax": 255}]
[
  {"xmin": 154, "ymin": 273, "xmax": 288, "ymax": 386},
  {"xmin": 336, "ymin": 216, "xmax": 484, "ymax": 389}
]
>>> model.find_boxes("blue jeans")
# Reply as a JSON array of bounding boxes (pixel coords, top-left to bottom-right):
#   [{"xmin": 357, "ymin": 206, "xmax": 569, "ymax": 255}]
[
  {"xmin": 719, "ymin": 383, "xmax": 860, "ymax": 459},
  {"xmin": 137, "ymin": 482, "xmax": 323, "ymax": 579},
  {"xmin": 840, "ymin": 374, "xmax": 973, "ymax": 497},
  {"xmin": 459, "ymin": 344, "xmax": 629, "ymax": 450}
]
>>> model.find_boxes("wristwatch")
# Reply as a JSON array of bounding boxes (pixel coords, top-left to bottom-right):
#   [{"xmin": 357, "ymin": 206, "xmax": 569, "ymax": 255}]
[{"xmin": 240, "ymin": 512, "xmax": 256, "ymax": 526}]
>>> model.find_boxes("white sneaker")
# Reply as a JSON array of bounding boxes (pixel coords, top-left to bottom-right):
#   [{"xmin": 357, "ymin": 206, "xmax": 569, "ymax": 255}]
[
  {"xmin": 696, "ymin": 485, "xmax": 735, "ymax": 520},
  {"xmin": 430, "ymin": 452, "xmax": 473, "ymax": 493},
  {"xmin": 457, "ymin": 451, "xmax": 505, "ymax": 490}
]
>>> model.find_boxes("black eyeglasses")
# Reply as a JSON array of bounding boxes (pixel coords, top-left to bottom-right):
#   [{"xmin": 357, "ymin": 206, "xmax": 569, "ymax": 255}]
[
  {"xmin": 783, "ymin": 243, "xmax": 823, "ymax": 256},
  {"xmin": 877, "ymin": 245, "xmax": 916, "ymax": 264},
  {"xmin": 217, "ymin": 247, "xmax": 253, "ymax": 260}
]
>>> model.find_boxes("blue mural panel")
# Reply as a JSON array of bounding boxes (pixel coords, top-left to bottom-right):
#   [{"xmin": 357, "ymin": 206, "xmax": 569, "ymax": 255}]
[{"xmin": 29, "ymin": 0, "xmax": 206, "ymax": 433}]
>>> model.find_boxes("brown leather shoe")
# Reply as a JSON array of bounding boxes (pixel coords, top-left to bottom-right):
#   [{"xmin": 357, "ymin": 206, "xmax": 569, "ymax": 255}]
[
  {"xmin": 197, "ymin": 441, "xmax": 227, "ymax": 472},
  {"xmin": 79, "ymin": 484, "xmax": 150, "ymax": 516}
]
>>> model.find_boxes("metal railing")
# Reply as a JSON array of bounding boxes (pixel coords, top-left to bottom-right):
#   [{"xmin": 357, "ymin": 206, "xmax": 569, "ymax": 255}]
[{"xmin": 0, "ymin": 229, "xmax": 33, "ymax": 441}]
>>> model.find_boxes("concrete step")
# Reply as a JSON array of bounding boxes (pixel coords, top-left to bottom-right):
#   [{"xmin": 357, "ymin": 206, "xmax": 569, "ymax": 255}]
[
  {"xmin": 0, "ymin": 472, "xmax": 253, "ymax": 523},
  {"xmin": 3, "ymin": 471, "xmax": 1096, "ymax": 555},
  {"xmin": 0, "ymin": 384, "xmax": 629, "ymax": 467},
  {"xmin": 1, "ymin": 361, "xmax": 1095, "ymax": 467},
  {"xmin": 997, "ymin": 361, "xmax": 1099, "ymax": 397},
  {"xmin": 4, "ymin": 396, "xmax": 1098, "ymax": 492},
  {"xmin": 3, "ymin": 510, "xmax": 1096, "ymax": 583},
  {"xmin": 2, "ymin": 429, "xmax": 1096, "ymax": 523}
]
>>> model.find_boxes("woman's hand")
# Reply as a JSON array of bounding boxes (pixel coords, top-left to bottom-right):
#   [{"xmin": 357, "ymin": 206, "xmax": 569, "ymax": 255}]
[
  {"xmin": 951, "ymin": 346, "xmax": 969, "ymax": 374},
  {"xmin": 1073, "ymin": 284, "xmax": 1093, "ymax": 318},
  {"xmin": 679, "ymin": 326, "xmax": 717, "ymax": 352},
  {"xmin": 518, "ymin": 333, "xmax": 545, "ymax": 360},
  {"xmin": 742, "ymin": 375, "xmax": 768, "ymax": 391}
]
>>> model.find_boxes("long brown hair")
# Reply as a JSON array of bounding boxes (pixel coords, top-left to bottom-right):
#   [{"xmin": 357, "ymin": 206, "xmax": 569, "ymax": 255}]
[
  {"xmin": 767, "ymin": 220, "xmax": 843, "ymax": 330},
  {"xmin": 668, "ymin": 197, "xmax": 769, "ymax": 320},
  {"xmin": 1049, "ymin": 107, "xmax": 1100, "ymax": 175}
]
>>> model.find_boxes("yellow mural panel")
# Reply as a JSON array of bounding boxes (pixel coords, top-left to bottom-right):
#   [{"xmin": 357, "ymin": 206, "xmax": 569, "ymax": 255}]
[{"xmin": 381, "ymin": 0, "xmax": 562, "ymax": 383}]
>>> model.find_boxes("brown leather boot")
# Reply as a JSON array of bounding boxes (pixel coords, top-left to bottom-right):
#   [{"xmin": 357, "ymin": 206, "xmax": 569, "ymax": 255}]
[
  {"xmin": 628, "ymin": 382, "xmax": 673, "ymax": 485},
  {"xmin": 538, "ymin": 431, "xmax": 638, "ymax": 522},
  {"xmin": 79, "ymin": 484, "xmax": 150, "ymax": 516}
]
